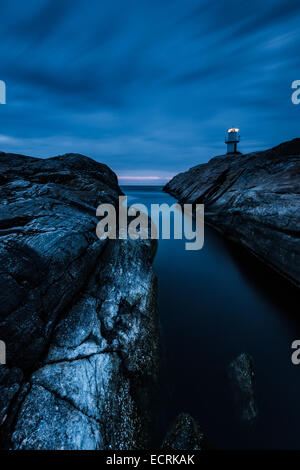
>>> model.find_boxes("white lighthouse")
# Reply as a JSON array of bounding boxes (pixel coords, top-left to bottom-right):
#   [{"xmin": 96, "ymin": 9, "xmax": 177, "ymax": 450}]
[{"xmin": 225, "ymin": 128, "xmax": 240, "ymax": 154}]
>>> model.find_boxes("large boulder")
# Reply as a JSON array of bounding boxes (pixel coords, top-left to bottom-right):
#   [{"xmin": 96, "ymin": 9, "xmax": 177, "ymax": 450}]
[{"xmin": 0, "ymin": 152, "xmax": 159, "ymax": 449}]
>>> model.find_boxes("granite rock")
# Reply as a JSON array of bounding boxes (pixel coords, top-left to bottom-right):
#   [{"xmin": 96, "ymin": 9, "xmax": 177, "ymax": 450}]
[{"xmin": 0, "ymin": 152, "xmax": 159, "ymax": 449}]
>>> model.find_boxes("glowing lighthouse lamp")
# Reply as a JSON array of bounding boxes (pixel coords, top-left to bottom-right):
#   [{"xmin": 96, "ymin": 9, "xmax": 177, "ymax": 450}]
[{"xmin": 225, "ymin": 128, "xmax": 240, "ymax": 154}]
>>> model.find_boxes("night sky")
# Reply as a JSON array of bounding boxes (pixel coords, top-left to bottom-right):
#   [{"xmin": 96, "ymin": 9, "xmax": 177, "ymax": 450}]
[{"xmin": 0, "ymin": 0, "xmax": 299, "ymax": 183}]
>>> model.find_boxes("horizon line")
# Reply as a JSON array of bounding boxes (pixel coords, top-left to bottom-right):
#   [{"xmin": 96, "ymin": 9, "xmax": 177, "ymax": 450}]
[{"xmin": 118, "ymin": 176, "xmax": 172, "ymax": 181}]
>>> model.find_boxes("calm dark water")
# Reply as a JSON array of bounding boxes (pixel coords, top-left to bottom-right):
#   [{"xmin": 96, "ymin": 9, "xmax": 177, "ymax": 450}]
[{"xmin": 122, "ymin": 185, "xmax": 300, "ymax": 450}]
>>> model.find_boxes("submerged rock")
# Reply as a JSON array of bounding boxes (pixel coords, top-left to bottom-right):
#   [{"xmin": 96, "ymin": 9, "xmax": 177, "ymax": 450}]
[
  {"xmin": 228, "ymin": 353, "xmax": 257, "ymax": 423},
  {"xmin": 164, "ymin": 139, "xmax": 300, "ymax": 287},
  {"xmin": 0, "ymin": 152, "xmax": 159, "ymax": 449},
  {"xmin": 162, "ymin": 413, "xmax": 206, "ymax": 450}
]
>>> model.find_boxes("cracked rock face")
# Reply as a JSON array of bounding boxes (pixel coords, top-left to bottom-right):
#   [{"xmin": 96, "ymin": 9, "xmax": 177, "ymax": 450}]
[
  {"xmin": 164, "ymin": 139, "xmax": 300, "ymax": 287},
  {"xmin": 0, "ymin": 152, "xmax": 159, "ymax": 450}
]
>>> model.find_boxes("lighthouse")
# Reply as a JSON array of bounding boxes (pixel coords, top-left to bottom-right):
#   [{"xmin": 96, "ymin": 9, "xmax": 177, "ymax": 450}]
[{"xmin": 225, "ymin": 128, "xmax": 240, "ymax": 154}]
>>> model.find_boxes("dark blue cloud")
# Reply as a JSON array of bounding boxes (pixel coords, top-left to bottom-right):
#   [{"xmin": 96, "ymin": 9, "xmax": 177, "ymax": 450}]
[{"xmin": 0, "ymin": 0, "xmax": 299, "ymax": 181}]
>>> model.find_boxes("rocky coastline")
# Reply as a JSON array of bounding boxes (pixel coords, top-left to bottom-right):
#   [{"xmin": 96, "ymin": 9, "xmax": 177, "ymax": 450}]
[
  {"xmin": 164, "ymin": 139, "xmax": 300, "ymax": 287},
  {"xmin": 0, "ymin": 152, "xmax": 159, "ymax": 449}
]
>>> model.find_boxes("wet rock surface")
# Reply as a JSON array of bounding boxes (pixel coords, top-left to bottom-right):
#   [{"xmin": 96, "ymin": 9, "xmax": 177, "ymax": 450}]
[
  {"xmin": 228, "ymin": 353, "xmax": 257, "ymax": 423},
  {"xmin": 0, "ymin": 152, "xmax": 159, "ymax": 449},
  {"xmin": 164, "ymin": 139, "xmax": 300, "ymax": 287},
  {"xmin": 162, "ymin": 413, "xmax": 206, "ymax": 450}
]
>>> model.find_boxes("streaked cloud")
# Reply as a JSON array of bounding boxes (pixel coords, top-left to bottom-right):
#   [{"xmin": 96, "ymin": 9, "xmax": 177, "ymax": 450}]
[{"xmin": 0, "ymin": 0, "xmax": 299, "ymax": 182}]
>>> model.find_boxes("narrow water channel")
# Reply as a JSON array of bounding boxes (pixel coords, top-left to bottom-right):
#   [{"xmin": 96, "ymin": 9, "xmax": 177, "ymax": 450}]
[{"xmin": 122, "ymin": 185, "xmax": 300, "ymax": 450}]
